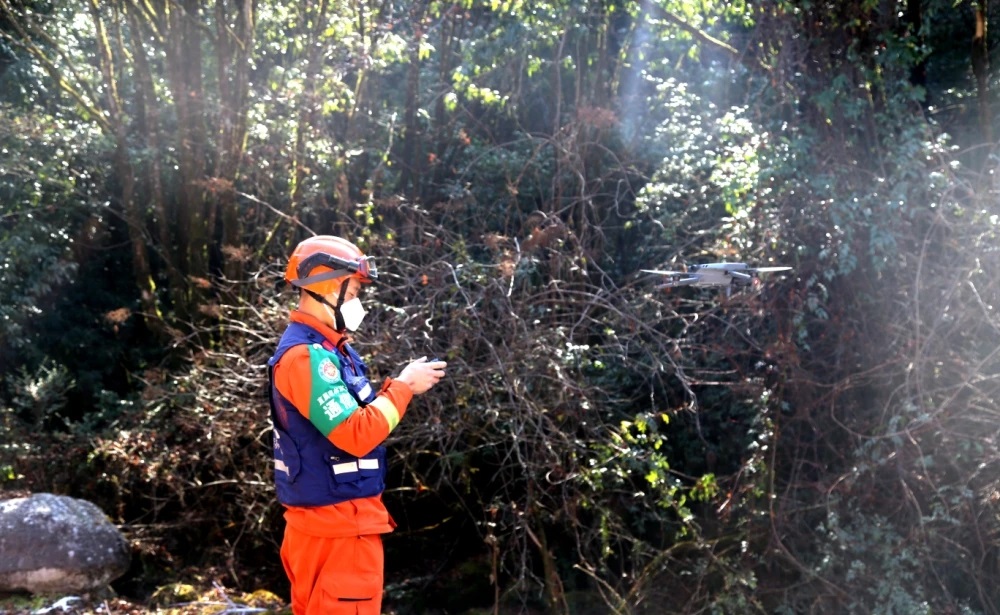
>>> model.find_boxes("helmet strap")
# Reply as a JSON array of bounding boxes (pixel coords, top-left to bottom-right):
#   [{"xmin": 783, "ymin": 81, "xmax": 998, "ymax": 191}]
[
  {"xmin": 333, "ymin": 282, "xmax": 349, "ymax": 331},
  {"xmin": 304, "ymin": 281, "xmax": 351, "ymax": 332}
]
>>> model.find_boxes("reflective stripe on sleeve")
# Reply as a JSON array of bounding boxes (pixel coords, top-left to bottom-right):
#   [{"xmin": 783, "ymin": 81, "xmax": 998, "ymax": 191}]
[
  {"xmin": 275, "ymin": 459, "xmax": 289, "ymax": 475},
  {"xmin": 369, "ymin": 397, "xmax": 401, "ymax": 432}
]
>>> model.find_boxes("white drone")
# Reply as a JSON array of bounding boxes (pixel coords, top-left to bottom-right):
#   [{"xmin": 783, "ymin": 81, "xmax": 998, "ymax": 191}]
[{"xmin": 642, "ymin": 262, "xmax": 792, "ymax": 295}]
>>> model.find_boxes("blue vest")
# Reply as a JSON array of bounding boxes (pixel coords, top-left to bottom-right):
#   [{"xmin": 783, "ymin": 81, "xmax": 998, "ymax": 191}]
[{"xmin": 267, "ymin": 322, "xmax": 385, "ymax": 507}]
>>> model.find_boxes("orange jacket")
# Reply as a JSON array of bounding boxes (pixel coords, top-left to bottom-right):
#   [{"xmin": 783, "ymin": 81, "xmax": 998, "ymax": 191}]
[{"xmin": 272, "ymin": 310, "xmax": 413, "ymax": 538}]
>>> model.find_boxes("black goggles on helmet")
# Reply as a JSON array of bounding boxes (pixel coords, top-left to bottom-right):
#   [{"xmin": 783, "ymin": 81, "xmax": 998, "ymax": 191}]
[{"xmin": 293, "ymin": 253, "xmax": 378, "ymax": 287}]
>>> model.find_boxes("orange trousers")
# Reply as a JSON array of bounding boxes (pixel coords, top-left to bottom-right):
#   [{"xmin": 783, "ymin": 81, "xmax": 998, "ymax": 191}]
[{"xmin": 281, "ymin": 527, "xmax": 384, "ymax": 615}]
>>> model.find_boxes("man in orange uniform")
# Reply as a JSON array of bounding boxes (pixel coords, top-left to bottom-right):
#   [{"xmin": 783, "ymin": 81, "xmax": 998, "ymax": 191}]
[{"xmin": 267, "ymin": 235, "xmax": 446, "ymax": 614}]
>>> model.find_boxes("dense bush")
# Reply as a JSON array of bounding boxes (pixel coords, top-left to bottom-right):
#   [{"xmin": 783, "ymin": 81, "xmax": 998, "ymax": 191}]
[{"xmin": 4, "ymin": 1, "xmax": 1000, "ymax": 614}]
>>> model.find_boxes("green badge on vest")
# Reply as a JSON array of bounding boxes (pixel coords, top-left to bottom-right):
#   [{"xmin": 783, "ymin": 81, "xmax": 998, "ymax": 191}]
[{"xmin": 307, "ymin": 344, "xmax": 358, "ymax": 436}]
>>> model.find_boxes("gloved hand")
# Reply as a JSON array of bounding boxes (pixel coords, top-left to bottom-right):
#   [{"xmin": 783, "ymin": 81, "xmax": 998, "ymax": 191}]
[{"xmin": 397, "ymin": 356, "xmax": 447, "ymax": 395}]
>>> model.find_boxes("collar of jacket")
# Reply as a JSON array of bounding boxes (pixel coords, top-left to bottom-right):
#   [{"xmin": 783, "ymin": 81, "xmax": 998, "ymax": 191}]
[{"xmin": 289, "ymin": 309, "xmax": 346, "ymax": 347}]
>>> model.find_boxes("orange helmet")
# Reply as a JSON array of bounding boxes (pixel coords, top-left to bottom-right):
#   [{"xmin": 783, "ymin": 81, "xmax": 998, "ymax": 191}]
[{"xmin": 284, "ymin": 235, "xmax": 378, "ymax": 295}]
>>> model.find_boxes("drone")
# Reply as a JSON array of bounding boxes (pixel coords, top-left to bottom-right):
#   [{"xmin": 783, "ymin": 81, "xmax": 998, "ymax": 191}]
[{"xmin": 641, "ymin": 262, "xmax": 792, "ymax": 295}]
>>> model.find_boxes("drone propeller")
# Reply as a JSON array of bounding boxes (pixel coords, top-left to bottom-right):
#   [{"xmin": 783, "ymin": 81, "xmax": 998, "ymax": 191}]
[
  {"xmin": 752, "ymin": 266, "xmax": 792, "ymax": 273},
  {"xmin": 641, "ymin": 269, "xmax": 686, "ymax": 276}
]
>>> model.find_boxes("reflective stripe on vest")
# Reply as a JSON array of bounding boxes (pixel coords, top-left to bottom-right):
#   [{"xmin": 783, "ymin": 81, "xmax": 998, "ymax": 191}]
[{"xmin": 332, "ymin": 457, "xmax": 379, "ymax": 475}]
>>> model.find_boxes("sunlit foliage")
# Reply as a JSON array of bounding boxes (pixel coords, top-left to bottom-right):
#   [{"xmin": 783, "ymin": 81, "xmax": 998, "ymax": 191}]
[{"xmin": 2, "ymin": 0, "xmax": 1000, "ymax": 613}]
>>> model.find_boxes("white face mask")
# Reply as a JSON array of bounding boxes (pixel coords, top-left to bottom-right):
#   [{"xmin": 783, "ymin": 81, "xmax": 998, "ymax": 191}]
[{"xmin": 337, "ymin": 297, "xmax": 367, "ymax": 332}]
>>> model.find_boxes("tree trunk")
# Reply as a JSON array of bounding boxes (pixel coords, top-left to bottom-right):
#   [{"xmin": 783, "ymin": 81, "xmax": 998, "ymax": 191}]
[
  {"xmin": 127, "ymin": 6, "xmax": 186, "ymax": 315},
  {"xmin": 214, "ymin": 0, "xmax": 255, "ymax": 285},
  {"xmin": 432, "ymin": 6, "xmax": 456, "ymax": 191},
  {"xmin": 161, "ymin": 0, "xmax": 209, "ymax": 312},
  {"xmin": 905, "ymin": 0, "xmax": 926, "ymax": 91},
  {"xmin": 396, "ymin": 1, "xmax": 427, "ymax": 198},
  {"xmin": 972, "ymin": 1, "xmax": 993, "ymax": 147},
  {"xmin": 88, "ymin": 1, "xmax": 160, "ymax": 326}
]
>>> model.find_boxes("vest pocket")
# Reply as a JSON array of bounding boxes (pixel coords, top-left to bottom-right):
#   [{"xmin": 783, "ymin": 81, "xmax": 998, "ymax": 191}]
[{"xmin": 329, "ymin": 456, "xmax": 380, "ymax": 483}]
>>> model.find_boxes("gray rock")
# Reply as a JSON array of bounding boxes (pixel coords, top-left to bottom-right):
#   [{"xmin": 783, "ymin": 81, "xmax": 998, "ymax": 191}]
[{"xmin": 0, "ymin": 493, "xmax": 130, "ymax": 594}]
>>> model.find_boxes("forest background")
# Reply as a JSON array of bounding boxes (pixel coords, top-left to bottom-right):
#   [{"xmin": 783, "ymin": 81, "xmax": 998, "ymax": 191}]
[{"xmin": 2, "ymin": 0, "xmax": 1000, "ymax": 613}]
